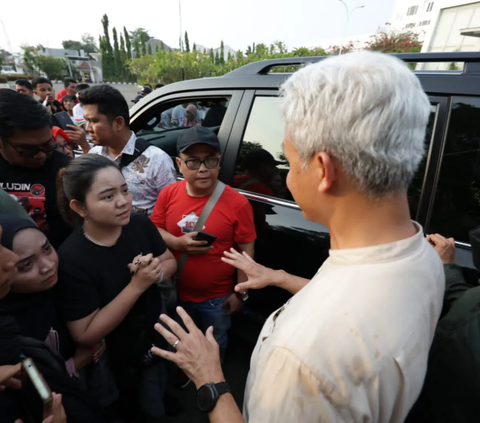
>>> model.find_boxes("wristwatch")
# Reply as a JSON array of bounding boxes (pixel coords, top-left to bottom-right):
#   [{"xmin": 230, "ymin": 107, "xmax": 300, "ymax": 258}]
[
  {"xmin": 235, "ymin": 290, "xmax": 249, "ymax": 301},
  {"xmin": 197, "ymin": 382, "xmax": 231, "ymax": 412}
]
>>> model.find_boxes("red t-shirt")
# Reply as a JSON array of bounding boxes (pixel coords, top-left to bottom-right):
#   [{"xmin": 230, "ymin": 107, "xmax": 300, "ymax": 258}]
[
  {"xmin": 151, "ymin": 180, "xmax": 256, "ymax": 303},
  {"xmin": 56, "ymin": 89, "xmax": 68, "ymax": 102}
]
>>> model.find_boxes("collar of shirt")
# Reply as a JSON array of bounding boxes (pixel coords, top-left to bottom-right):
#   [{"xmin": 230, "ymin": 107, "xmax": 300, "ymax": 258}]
[
  {"xmin": 329, "ymin": 221, "xmax": 424, "ymax": 266},
  {"xmin": 100, "ymin": 131, "xmax": 136, "ymax": 163}
]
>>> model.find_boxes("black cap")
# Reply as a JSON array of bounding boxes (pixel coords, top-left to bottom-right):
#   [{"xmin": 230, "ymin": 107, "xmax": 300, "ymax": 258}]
[
  {"xmin": 140, "ymin": 87, "xmax": 152, "ymax": 95},
  {"xmin": 177, "ymin": 126, "xmax": 221, "ymax": 153},
  {"xmin": 242, "ymin": 148, "xmax": 285, "ymax": 170}
]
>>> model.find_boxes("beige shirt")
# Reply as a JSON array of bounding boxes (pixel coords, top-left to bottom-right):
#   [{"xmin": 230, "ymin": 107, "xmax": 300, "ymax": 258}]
[{"xmin": 244, "ymin": 223, "xmax": 445, "ymax": 423}]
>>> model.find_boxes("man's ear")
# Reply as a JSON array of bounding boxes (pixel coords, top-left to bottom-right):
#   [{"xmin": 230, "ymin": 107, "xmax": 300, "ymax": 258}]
[
  {"xmin": 114, "ymin": 116, "xmax": 125, "ymax": 131},
  {"xmin": 176, "ymin": 157, "xmax": 185, "ymax": 176},
  {"xmin": 70, "ymin": 199, "xmax": 87, "ymax": 219},
  {"xmin": 316, "ymin": 152, "xmax": 336, "ymax": 194}
]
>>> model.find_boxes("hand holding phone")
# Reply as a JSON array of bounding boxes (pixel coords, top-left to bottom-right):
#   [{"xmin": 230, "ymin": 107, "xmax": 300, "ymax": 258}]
[{"xmin": 194, "ymin": 231, "xmax": 217, "ymax": 247}]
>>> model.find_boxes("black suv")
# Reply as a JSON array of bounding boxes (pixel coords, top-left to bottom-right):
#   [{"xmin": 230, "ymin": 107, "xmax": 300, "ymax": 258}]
[{"xmin": 130, "ymin": 52, "xmax": 480, "ymax": 337}]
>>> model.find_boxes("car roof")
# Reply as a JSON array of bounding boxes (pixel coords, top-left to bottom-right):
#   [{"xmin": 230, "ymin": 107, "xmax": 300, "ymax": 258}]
[{"xmin": 130, "ymin": 51, "xmax": 480, "ymax": 117}]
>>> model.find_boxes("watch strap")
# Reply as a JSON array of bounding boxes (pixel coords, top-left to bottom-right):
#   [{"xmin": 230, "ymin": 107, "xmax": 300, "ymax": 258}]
[{"xmin": 214, "ymin": 381, "xmax": 230, "ymax": 396}]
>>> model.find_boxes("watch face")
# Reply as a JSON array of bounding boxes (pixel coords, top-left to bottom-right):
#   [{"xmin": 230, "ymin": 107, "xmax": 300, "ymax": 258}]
[{"xmin": 197, "ymin": 384, "xmax": 217, "ymax": 412}]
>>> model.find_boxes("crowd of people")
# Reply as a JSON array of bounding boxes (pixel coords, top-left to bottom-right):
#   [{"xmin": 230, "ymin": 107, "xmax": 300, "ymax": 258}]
[{"xmin": 0, "ymin": 50, "xmax": 478, "ymax": 423}]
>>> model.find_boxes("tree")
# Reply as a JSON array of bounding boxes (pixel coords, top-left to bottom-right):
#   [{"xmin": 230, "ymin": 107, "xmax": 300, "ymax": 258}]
[
  {"xmin": 130, "ymin": 28, "xmax": 150, "ymax": 57},
  {"xmin": 123, "ymin": 26, "xmax": 132, "ymax": 60},
  {"xmin": 160, "ymin": 41, "xmax": 164, "ymax": 51},
  {"xmin": 185, "ymin": 31, "xmax": 190, "ymax": 52},
  {"xmin": 365, "ymin": 24, "xmax": 422, "ymax": 53},
  {"xmin": 80, "ymin": 33, "xmax": 98, "ymax": 53},
  {"xmin": 148, "ymin": 43, "xmax": 153, "ymax": 55},
  {"xmin": 155, "ymin": 44, "xmax": 160, "ymax": 53},
  {"xmin": 36, "ymin": 55, "xmax": 68, "ymax": 80},
  {"xmin": 193, "ymin": 43, "xmax": 197, "ymax": 52},
  {"xmin": 209, "ymin": 48, "xmax": 214, "ymax": 63},
  {"xmin": 62, "ymin": 40, "xmax": 83, "ymax": 50},
  {"xmin": 215, "ymin": 50, "xmax": 220, "ymax": 64},
  {"xmin": 100, "ymin": 14, "xmax": 115, "ymax": 80},
  {"xmin": 112, "ymin": 27, "xmax": 122, "ymax": 79},
  {"xmin": 21, "ymin": 45, "xmax": 38, "ymax": 74},
  {"xmin": 140, "ymin": 32, "xmax": 147, "ymax": 56},
  {"xmin": 220, "ymin": 41, "xmax": 225, "ymax": 64}
]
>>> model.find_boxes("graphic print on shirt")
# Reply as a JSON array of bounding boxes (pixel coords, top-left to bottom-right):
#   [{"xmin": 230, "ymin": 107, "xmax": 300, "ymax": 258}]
[
  {"xmin": 131, "ymin": 154, "xmax": 150, "ymax": 174},
  {"xmin": 0, "ymin": 182, "xmax": 48, "ymax": 231},
  {"xmin": 177, "ymin": 212, "xmax": 206, "ymax": 233}
]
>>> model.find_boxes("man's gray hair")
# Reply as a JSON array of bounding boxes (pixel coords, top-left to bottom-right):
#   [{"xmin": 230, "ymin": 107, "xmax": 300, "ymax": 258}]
[{"xmin": 279, "ymin": 51, "xmax": 431, "ymax": 197}]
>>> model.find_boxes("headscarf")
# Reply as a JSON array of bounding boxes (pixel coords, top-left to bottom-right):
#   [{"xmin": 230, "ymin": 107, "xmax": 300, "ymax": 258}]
[
  {"xmin": 0, "ymin": 215, "xmax": 55, "ymax": 342},
  {"xmin": 185, "ymin": 104, "xmax": 200, "ymax": 127}
]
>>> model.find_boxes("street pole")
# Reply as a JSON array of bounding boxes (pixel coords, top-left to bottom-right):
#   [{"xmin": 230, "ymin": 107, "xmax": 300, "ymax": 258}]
[
  {"xmin": 179, "ymin": 0, "xmax": 183, "ymax": 53},
  {"xmin": 338, "ymin": 0, "xmax": 365, "ymax": 55}
]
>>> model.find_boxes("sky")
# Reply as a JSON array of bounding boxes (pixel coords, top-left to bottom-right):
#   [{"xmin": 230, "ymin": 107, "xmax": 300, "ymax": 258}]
[{"xmin": 0, "ymin": 0, "xmax": 396, "ymax": 54}]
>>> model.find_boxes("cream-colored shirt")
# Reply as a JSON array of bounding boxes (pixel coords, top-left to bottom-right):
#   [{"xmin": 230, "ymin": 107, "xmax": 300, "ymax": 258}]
[{"xmin": 244, "ymin": 223, "xmax": 445, "ymax": 423}]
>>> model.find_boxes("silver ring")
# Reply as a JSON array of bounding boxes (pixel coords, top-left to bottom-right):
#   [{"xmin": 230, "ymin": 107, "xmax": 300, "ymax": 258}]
[{"xmin": 172, "ymin": 339, "xmax": 180, "ymax": 349}]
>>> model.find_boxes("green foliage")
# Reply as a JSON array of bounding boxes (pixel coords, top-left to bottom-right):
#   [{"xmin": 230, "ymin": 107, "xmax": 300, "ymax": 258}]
[
  {"xmin": 123, "ymin": 27, "xmax": 132, "ymax": 60},
  {"xmin": 21, "ymin": 46, "xmax": 39, "ymax": 75},
  {"xmin": 140, "ymin": 32, "xmax": 147, "ymax": 56},
  {"xmin": 185, "ymin": 32, "xmax": 190, "ymax": 53},
  {"xmin": 148, "ymin": 43, "xmax": 153, "ymax": 55},
  {"xmin": 35, "ymin": 55, "xmax": 68, "ymax": 80},
  {"xmin": 62, "ymin": 33, "xmax": 97, "ymax": 53},
  {"xmin": 100, "ymin": 14, "xmax": 115, "ymax": 81},
  {"xmin": 365, "ymin": 24, "xmax": 422, "ymax": 53}
]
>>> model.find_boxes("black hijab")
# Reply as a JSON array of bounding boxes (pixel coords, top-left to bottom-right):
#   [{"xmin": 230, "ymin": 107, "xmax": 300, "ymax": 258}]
[{"xmin": 0, "ymin": 214, "xmax": 56, "ymax": 342}]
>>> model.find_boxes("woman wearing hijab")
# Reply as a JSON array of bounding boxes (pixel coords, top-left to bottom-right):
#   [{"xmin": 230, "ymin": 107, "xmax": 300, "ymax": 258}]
[
  {"xmin": 0, "ymin": 217, "xmax": 102, "ymax": 423},
  {"xmin": 185, "ymin": 104, "xmax": 200, "ymax": 127}
]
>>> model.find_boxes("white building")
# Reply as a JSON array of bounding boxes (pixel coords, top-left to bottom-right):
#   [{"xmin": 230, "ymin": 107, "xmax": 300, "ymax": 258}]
[{"xmin": 390, "ymin": 0, "xmax": 437, "ymax": 41}]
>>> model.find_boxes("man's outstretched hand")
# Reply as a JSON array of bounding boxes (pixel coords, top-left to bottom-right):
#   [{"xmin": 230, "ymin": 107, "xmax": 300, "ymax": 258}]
[{"xmin": 151, "ymin": 307, "xmax": 225, "ymax": 389}]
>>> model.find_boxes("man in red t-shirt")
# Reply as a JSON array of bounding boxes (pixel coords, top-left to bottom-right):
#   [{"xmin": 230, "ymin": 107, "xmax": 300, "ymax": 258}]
[{"xmin": 150, "ymin": 126, "xmax": 256, "ymax": 360}]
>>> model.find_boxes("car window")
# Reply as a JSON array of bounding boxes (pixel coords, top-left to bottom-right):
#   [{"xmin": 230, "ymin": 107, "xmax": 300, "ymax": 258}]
[
  {"xmin": 234, "ymin": 96, "xmax": 435, "ymax": 219},
  {"xmin": 135, "ymin": 96, "xmax": 230, "ymax": 175},
  {"xmin": 233, "ymin": 96, "xmax": 292, "ymax": 201},
  {"xmin": 428, "ymin": 97, "xmax": 480, "ymax": 243}
]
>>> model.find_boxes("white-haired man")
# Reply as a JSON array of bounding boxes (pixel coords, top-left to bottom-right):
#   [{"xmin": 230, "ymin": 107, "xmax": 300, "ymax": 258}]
[{"xmin": 150, "ymin": 51, "xmax": 445, "ymax": 423}]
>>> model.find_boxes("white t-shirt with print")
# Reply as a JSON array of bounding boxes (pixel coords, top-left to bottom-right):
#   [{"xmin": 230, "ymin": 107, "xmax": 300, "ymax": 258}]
[{"xmin": 243, "ymin": 222, "xmax": 445, "ymax": 423}]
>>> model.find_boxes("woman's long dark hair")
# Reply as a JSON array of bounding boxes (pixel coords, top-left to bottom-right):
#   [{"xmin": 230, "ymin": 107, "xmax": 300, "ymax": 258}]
[{"xmin": 56, "ymin": 154, "xmax": 120, "ymax": 226}]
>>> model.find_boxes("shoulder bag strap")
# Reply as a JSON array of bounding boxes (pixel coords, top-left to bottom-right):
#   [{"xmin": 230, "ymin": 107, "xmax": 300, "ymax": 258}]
[
  {"xmin": 119, "ymin": 137, "xmax": 151, "ymax": 170},
  {"xmin": 175, "ymin": 181, "xmax": 226, "ymax": 280}
]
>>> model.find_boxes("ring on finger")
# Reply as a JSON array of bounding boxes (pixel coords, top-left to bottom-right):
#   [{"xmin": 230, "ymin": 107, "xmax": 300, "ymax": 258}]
[{"xmin": 172, "ymin": 339, "xmax": 180, "ymax": 349}]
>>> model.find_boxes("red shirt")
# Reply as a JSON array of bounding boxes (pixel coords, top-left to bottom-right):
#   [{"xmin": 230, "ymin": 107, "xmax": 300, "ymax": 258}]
[
  {"xmin": 151, "ymin": 180, "xmax": 256, "ymax": 302},
  {"xmin": 56, "ymin": 89, "xmax": 68, "ymax": 102}
]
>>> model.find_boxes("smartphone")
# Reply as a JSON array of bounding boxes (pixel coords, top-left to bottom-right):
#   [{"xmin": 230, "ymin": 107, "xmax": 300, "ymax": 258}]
[
  {"xmin": 53, "ymin": 112, "xmax": 73, "ymax": 131},
  {"xmin": 194, "ymin": 231, "xmax": 217, "ymax": 246},
  {"xmin": 22, "ymin": 358, "xmax": 53, "ymax": 421}
]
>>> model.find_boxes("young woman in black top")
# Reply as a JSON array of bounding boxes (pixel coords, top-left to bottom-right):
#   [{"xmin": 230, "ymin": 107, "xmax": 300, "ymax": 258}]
[
  {"xmin": 56, "ymin": 154, "xmax": 177, "ymax": 423},
  {"xmin": 0, "ymin": 214, "xmax": 104, "ymax": 373}
]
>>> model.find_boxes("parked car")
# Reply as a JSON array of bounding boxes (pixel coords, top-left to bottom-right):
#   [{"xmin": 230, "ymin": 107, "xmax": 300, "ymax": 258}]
[{"xmin": 130, "ymin": 52, "xmax": 480, "ymax": 341}]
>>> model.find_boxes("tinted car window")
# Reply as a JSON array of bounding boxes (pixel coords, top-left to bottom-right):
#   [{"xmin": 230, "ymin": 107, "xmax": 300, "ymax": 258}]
[
  {"xmin": 135, "ymin": 97, "xmax": 230, "ymax": 175},
  {"xmin": 234, "ymin": 96, "xmax": 436, "ymax": 219},
  {"xmin": 233, "ymin": 96, "xmax": 292, "ymax": 201},
  {"xmin": 429, "ymin": 97, "xmax": 480, "ymax": 243}
]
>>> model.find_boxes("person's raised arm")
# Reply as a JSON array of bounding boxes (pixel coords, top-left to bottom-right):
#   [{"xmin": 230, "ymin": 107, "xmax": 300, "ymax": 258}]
[
  {"xmin": 67, "ymin": 254, "xmax": 162, "ymax": 345},
  {"xmin": 222, "ymin": 248, "xmax": 309, "ymax": 295}
]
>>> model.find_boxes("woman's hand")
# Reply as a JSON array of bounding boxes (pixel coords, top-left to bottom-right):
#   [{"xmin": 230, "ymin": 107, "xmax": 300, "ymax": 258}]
[
  {"xmin": 129, "ymin": 253, "xmax": 163, "ymax": 292},
  {"xmin": 0, "ymin": 363, "xmax": 21, "ymax": 390}
]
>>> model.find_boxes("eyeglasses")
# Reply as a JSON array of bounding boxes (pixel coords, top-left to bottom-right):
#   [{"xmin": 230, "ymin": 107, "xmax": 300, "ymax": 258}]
[
  {"xmin": 179, "ymin": 157, "xmax": 220, "ymax": 170},
  {"xmin": 6, "ymin": 137, "xmax": 57, "ymax": 158}
]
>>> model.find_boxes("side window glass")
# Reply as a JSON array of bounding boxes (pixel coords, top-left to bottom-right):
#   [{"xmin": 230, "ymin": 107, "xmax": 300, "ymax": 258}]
[
  {"xmin": 429, "ymin": 98, "xmax": 480, "ymax": 243},
  {"xmin": 135, "ymin": 97, "xmax": 230, "ymax": 174},
  {"xmin": 233, "ymin": 96, "xmax": 292, "ymax": 201},
  {"xmin": 408, "ymin": 105, "xmax": 437, "ymax": 219}
]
